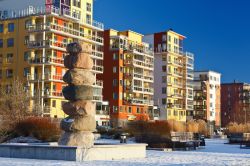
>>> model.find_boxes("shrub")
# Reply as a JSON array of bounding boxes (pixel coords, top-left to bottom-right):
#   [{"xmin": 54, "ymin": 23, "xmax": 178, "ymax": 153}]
[
  {"xmin": 227, "ymin": 122, "xmax": 250, "ymax": 134},
  {"xmin": 14, "ymin": 117, "xmax": 61, "ymax": 142}
]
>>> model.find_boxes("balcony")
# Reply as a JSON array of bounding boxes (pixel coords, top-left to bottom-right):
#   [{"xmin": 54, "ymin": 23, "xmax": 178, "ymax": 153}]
[
  {"xmin": 133, "ymin": 73, "xmax": 144, "ymax": 79},
  {"xmin": 168, "ymin": 93, "xmax": 183, "ymax": 99},
  {"xmin": 194, "ymin": 105, "xmax": 207, "ymax": 110},
  {"xmin": 144, "ymin": 87, "xmax": 154, "ymax": 94},
  {"xmin": 92, "ymin": 49, "xmax": 103, "ymax": 60},
  {"xmin": 134, "ymin": 86, "xmax": 143, "ymax": 92},
  {"xmin": 28, "ymin": 23, "xmax": 103, "ymax": 45},
  {"xmin": 131, "ymin": 99, "xmax": 154, "ymax": 106},
  {"xmin": 27, "ymin": 73, "xmax": 63, "ymax": 83},
  {"xmin": 28, "ymin": 40, "xmax": 67, "ymax": 52},
  {"xmin": 144, "ymin": 75, "xmax": 154, "ymax": 82},
  {"xmin": 168, "ymin": 60, "xmax": 183, "ymax": 67},
  {"xmin": 92, "ymin": 65, "xmax": 103, "ymax": 74},
  {"xmin": 133, "ymin": 59, "xmax": 154, "ymax": 70},
  {"xmin": 29, "ymin": 57, "xmax": 64, "ymax": 66}
]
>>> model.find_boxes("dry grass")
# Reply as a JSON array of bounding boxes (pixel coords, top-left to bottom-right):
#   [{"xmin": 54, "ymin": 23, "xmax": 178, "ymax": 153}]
[
  {"xmin": 227, "ymin": 122, "xmax": 250, "ymax": 134},
  {"xmin": 14, "ymin": 117, "xmax": 61, "ymax": 142},
  {"xmin": 128, "ymin": 119, "xmax": 208, "ymax": 137}
]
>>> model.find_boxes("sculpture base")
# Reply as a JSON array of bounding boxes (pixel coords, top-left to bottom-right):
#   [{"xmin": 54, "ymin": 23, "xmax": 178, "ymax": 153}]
[{"xmin": 0, "ymin": 143, "xmax": 147, "ymax": 161}]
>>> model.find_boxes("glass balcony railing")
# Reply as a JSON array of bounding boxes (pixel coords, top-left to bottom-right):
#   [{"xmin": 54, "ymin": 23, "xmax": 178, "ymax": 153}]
[{"xmin": 28, "ymin": 23, "xmax": 103, "ymax": 45}]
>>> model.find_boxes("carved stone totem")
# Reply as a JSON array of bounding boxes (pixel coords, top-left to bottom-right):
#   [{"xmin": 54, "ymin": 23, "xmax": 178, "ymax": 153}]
[{"xmin": 59, "ymin": 42, "xmax": 96, "ymax": 148}]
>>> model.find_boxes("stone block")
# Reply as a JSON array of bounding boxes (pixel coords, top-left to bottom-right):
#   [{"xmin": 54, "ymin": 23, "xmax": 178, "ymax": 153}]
[
  {"xmin": 80, "ymin": 42, "xmax": 92, "ymax": 54},
  {"xmin": 62, "ymin": 101, "xmax": 96, "ymax": 116},
  {"xmin": 59, "ymin": 131, "xmax": 94, "ymax": 148},
  {"xmin": 63, "ymin": 69, "xmax": 95, "ymax": 86},
  {"xmin": 64, "ymin": 53, "xmax": 93, "ymax": 70},
  {"xmin": 62, "ymin": 85, "xmax": 93, "ymax": 101},
  {"xmin": 66, "ymin": 42, "xmax": 82, "ymax": 55},
  {"xmin": 60, "ymin": 116, "xmax": 96, "ymax": 132}
]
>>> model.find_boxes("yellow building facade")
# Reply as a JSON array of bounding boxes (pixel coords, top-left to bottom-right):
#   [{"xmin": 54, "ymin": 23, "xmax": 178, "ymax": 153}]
[
  {"xmin": 143, "ymin": 30, "xmax": 194, "ymax": 122},
  {"xmin": 0, "ymin": 0, "xmax": 104, "ymax": 118}
]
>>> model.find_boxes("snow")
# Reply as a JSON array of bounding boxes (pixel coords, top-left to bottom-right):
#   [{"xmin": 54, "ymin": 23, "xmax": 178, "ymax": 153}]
[{"xmin": 0, "ymin": 139, "xmax": 250, "ymax": 166}]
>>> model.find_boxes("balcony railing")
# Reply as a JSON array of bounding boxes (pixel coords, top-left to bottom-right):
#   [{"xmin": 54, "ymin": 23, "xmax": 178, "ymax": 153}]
[
  {"xmin": 28, "ymin": 40, "xmax": 67, "ymax": 51},
  {"xmin": 28, "ymin": 23, "xmax": 103, "ymax": 45},
  {"xmin": 29, "ymin": 57, "xmax": 64, "ymax": 66},
  {"xmin": 27, "ymin": 73, "xmax": 63, "ymax": 82}
]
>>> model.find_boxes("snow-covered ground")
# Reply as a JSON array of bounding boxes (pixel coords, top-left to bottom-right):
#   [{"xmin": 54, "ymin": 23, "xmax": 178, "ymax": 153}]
[{"xmin": 0, "ymin": 139, "xmax": 250, "ymax": 166}]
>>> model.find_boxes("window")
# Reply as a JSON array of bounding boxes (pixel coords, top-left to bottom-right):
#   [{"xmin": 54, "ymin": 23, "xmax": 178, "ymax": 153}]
[
  {"xmin": 113, "ymin": 79, "xmax": 117, "ymax": 86},
  {"xmin": 113, "ymin": 67, "xmax": 117, "ymax": 73},
  {"xmin": 162, "ymin": 76, "xmax": 166, "ymax": 83},
  {"xmin": 210, "ymin": 94, "xmax": 213, "ymax": 99},
  {"xmin": 0, "ymin": 39, "xmax": 3, "ymax": 48},
  {"xmin": 0, "ymin": 54, "xmax": 2, "ymax": 63},
  {"xmin": 25, "ymin": 20, "xmax": 31, "ymax": 29},
  {"xmin": 162, "ymin": 87, "xmax": 167, "ymax": 94},
  {"xmin": 24, "ymin": 51, "xmax": 30, "ymax": 61},
  {"xmin": 119, "ymin": 92, "xmax": 123, "ymax": 100},
  {"xmin": 23, "ymin": 68, "xmax": 29, "ymax": 77},
  {"xmin": 24, "ymin": 36, "xmax": 29, "ymax": 45},
  {"xmin": 210, "ymin": 103, "xmax": 213, "ymax": 107},
  {"xmin": 0, "ymin": 24, "xmax": 3, "ymax": 33},
  {"xmin": 168, "ymin": 36, "xmax": 171, "ymax": 42},
  {"xmin": 0, "ymin": 70, "xmax": 2, "ymax": 79},
  {"xmin": 87, "ymin": 2, "xmax": 92, "ymax": 12},
  {"xmin": 136, "ymin": 107, "xmax": 140, "ymax": 114},
  {"xmin": 162, "ymin": 98, "xmax": 166, "ymax": 105},
  {"xmin": 6, "ymin": 53, "xmax": 13, "ymax": 63},
  {"xmin": 174, "ymin": 38, "xmax": 178, "ymax": 44},
  {"xmin": 162, "ymin": 65, "xmax": 166, "ymax": 72},
  {"xmin": 162, "ymin": 35, "xmax": 167, "ymax": 42},
  {"xmin": 162, "ymin": 55, "xmax": 166, "ymax": 61},
  {"xmin": 8, "ymin": 23, "xmax": 14, "ymax": 32},
  {"xmin": 113, "ymin": 53, "xmax": 118, "ymax": 60},
  {"xmin": 113, "ymin": 93, "xmax": 118, "ymax": 100},
  {"xmin": 128, "ymin": 107, "xmax": 132, "ymax": 113},
  {"xmin": 86, "ymin": 14, "xmax": 91, "ymax": 24},
  {"xmin": 120, "ymin": 54, "xmax": 123, "ymax": 60},
  {"xmin": 119, "ymin": 80, "xmax": 123, "ymax": 86},
  {"xmin": 6, "ymin": 69, "xmax": 13, "ymax": 78},
  {"xmin": 52, "ymin": 100, "xmax": 56, "ymax": 107},
  {"xmin": 7, "ymin": 38, "xmax": 14, "ymax": 47},
  {"xmin": 113, "ymin": 106, "xmax": 118, "ymax": 113}
]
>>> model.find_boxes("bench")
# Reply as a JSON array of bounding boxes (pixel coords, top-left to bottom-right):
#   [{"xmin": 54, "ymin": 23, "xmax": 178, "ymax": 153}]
[{"xmin": 171, "ymin": 132, "xmax": 201, "ymax": 150}]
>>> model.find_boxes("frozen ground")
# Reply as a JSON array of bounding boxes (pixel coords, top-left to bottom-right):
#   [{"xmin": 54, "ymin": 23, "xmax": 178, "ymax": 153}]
[{"xmin": 0, "ymin": 139, "xmax": 250, "ymax": 166}]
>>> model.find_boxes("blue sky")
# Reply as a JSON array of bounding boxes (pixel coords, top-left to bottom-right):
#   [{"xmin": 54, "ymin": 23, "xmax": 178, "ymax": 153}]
[{"xmin": 94, "ymin": 0, "xmax": 250, "ymax": 83}]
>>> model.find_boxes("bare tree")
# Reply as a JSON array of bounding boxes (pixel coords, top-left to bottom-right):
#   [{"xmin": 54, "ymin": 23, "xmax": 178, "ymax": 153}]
[{"xmin": 0, "ymin": 78, "xmax": 31, "ymax": 126}]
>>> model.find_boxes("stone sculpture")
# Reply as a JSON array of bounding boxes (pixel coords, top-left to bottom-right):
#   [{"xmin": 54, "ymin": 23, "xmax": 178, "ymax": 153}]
[{"xmin": 59, "ymin": 42, "xmax": 96, "ymax": 148}]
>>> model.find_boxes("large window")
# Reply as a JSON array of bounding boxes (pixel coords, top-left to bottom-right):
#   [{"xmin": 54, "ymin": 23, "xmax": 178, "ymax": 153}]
[
  {"xmin": 7, "ymin": 38, "xmax": 14, "ymax": 47},
  {"xmin": 0, "ymin": 54, "xmax": 2, "ymax": 63},
  {"xmin": 8, "ymin": 23, "xmax": 14, "ymax": 32},
  {"xmin": 6, "ymin": 69, "xmax": 13, "ymax": 78},
  {"xmin": 23, "ymin": 68, "xmax": 30, "ymax": 77},
  {"xmin": 6, "ymin": 53, "xmax": 13, "ymax": 63},
  {"xmin": 0, "ymin": 24, "xmax": 3, "ymax": 33},
  {"xmin": 0, "ymin": 39, "xmax": 3, "ymax": 48},
  {"xmin": 24, "ymin": 51, "xmax": 30, "ymax": 61},
  {"xmin": 87, "ymin": 3, "xmax": 92, "ymax": 12}
]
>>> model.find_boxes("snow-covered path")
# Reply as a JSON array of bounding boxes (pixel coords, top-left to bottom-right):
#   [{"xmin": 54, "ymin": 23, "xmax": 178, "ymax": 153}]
[{"xmin": 0, "ymin": 139, "xmax": 250, "ymax": 166}]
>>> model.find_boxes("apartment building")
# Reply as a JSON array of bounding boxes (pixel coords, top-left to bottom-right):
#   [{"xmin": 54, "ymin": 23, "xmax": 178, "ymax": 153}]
[
  {"xmin": 99, "ymin": 29, "xmax": 154, "ymax": 127},
  {"xmin": 143, "ymin": 30, "xmax": 194, "ymax": 122},
  {"xmin": 0, "ymin": 0, "xmax": 104, "ymax": 118},
  {"xmin": 193, "ymin": 71, "xmax": 221, "ymax": 128},
  {"xmin": 221, "ymin": 82, "xmax": 250, "ymax": 127}
]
